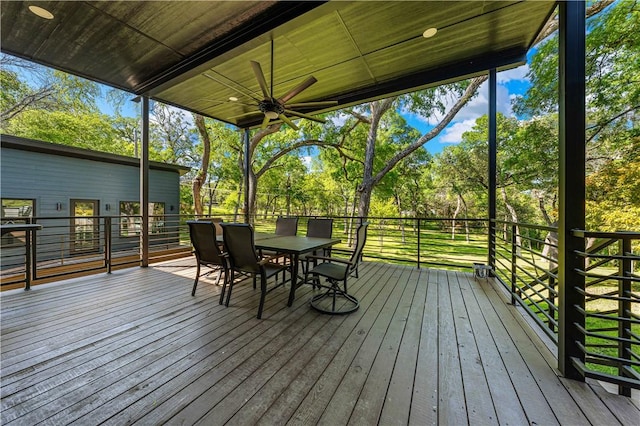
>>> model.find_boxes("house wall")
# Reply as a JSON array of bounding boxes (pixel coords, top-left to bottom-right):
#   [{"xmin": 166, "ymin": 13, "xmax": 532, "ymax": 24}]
[
  {"xmin": 1, "ymin": 148, "xmax": 180, "ymax": 216},
  {"xmin": 1, "ymin": 141, "xmax": 185, "ymax": 264}
]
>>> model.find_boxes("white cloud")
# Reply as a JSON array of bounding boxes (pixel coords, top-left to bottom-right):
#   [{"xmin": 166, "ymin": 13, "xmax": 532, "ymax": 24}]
[
  {"xmin": 439, "ymin": 119, "xmax": 477, "ymax": 143},
  {"xmin": 425, "ymin": 80, "xmax": 514, "ymax": 129},
  {"xmin": 329, "ymin": 112, "xmax": 350, "ymax": 127},
  {"xmin": 497, "ymin": 64, "xmax": 529, "ymax": 83}
]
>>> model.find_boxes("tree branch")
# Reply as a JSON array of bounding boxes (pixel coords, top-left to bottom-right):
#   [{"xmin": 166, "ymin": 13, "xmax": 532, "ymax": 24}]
[
  {"xmin": 255, "ymin": 139, "xmax": 358, "ymax": 178},
  {"xmin": 370, "ymin": 75, "xmax": 487, "ymax": 187},
  {"xmin": 586, "ymin": 104, "xmax": 640, "ymax": 143},
  {"xmin": 532, "ymin": 0, "xmax": 615, "ymax": 46}
]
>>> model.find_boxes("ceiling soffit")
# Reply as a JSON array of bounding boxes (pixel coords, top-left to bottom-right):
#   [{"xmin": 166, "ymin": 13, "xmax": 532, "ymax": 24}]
[{"xmin": 0, "ymin": 1, "xmax": 556, "ymax": 128}]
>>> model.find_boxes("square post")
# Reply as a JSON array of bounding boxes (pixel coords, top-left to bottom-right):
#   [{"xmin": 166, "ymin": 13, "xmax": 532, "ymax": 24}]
[
  {"xmin": 558, "ymin": 0, "xmax": 586, "ymax": 380},
  {"xmin": 488, "ymin": 69, "xmax": 497, "ymax": 270},
  {"xmin": 244, "ymin": 128, "xmax": 251, "ymax": 224},
  {"xmin": 140, "ymin": 96, "xmax": 150, "ymax": 267}
]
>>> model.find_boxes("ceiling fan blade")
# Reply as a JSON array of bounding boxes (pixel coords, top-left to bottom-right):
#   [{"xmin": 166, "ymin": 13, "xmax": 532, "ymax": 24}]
[
  {"xmin": 261, "ymin": 115, "xmax": 271, "ymax": 129},
  {"xmin": 203, "ymin": 72, "xmax": 260, "ymax": 102},
  {"xmin": 278, "ymin": 76, "xmax": 317, "ymax": 104},
  {"xmin": 230, "ymin": 110, "xmax": 263, "ymax": 120},
  {"xmin": 278, "ymin": 114, "xmax": 299, "ymax": 130},
  {"xmin": 251, "ymin": 61, "xmax": 271, "ymax": 99},
  {"xmin": 285, "ymin": 109, "xmax": 326, "ymax": 124},
  {"xmin": 286, "ymin": 101, "xmax": 338, "ymax": 109}
]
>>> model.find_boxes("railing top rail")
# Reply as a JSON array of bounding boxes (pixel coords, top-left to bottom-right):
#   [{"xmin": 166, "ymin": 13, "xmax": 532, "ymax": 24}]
[
  {"xmin": 572, "ymin": 229, "xmax": 640, "ymax": 239},
  {"xmin": 491, "ymin": 219, "xmax": 558, "ymax": 232}
]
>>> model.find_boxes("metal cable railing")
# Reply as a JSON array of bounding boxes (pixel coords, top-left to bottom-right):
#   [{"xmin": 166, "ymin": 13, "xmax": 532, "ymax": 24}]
[
  {"xmin": 492, "ymin": 220, "xmax": 559, "ymax": 341},
  {"xmin": 2, "ymin": 213, "xmax": 638, "ymax": 394},
  {"xmin": 570, "ymin": 230, "xmax": 640, "ymax": 396}
]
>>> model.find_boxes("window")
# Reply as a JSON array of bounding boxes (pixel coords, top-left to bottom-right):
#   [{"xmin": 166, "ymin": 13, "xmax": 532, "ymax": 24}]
[
  {"xmin": 1, "ymin": 198, "xmax": 34, "ymax": 219},
  {"xmin": 1, "ymin": 198, "xmax": 35, "ymax": 246},
  {"xmin": 119, "ymin": 201, "xmax": 165, "ymax": 237}
]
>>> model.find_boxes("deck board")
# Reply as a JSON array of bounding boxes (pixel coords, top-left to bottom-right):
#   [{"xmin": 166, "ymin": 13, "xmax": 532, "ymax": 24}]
[{"xmin": 2, "ymin": 259, "xmax": 638, "ymax": 425}]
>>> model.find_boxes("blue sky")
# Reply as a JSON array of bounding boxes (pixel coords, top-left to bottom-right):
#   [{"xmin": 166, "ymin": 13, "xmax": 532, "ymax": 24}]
[{"xmin": 404, "ymin": 63, "xmax": 531, "ymax": 155}]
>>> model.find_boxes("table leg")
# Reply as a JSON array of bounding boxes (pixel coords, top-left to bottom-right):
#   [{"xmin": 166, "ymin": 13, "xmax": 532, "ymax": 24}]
[{"xmin": 287, "ymin": 253, "xmax": 300, "ymax": 307}]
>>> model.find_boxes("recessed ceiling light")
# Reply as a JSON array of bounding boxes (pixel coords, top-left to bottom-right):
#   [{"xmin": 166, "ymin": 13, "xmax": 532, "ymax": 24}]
[
  {"xmin": 28, "ymin": 5, "xmax": 54, "ymax": 20},
  {"xmin": 228, "ymin": 96, "xmax": 238, "ymax": 102},
  {"xmin": 423, "ymin": 27, "xmax": 438, "ymax": 38}
]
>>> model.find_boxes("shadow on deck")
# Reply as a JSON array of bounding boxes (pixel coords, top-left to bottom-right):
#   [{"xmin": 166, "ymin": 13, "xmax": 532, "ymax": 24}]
[{"xmin": 1, "ymin": 259, "xmax": 638, "ymax": 425}]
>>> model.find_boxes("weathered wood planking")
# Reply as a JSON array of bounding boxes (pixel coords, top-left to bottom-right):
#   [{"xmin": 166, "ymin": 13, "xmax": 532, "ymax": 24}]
[{"xmin": 2, "ymin": 260, "xmax": 637, "ymax": 425}]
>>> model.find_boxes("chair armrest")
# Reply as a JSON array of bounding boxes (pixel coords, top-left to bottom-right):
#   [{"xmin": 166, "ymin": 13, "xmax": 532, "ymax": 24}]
[{"xmin": 304, "ymin": 255, "xmax": 353, "ymax": 266}]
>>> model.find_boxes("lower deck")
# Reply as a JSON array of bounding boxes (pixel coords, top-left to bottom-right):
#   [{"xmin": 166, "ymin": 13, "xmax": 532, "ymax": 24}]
[{"xmin": 1, "ymin": 260, "xmax": 638, "ymax": 425}]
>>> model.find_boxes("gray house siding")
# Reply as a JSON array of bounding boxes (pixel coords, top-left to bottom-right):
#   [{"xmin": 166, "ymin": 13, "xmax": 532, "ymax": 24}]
[{"xmin": 1, "ymin": 135, "xmax": 189, "ymax": 265}]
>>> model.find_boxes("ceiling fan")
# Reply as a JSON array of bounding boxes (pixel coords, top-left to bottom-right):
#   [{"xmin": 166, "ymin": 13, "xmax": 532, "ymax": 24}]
[{"xmin": 204, "ymin": 41, "xmax": 337, "ymax": 130}]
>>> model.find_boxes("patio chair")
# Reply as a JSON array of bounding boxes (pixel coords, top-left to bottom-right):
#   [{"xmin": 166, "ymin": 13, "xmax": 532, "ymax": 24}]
[
  {"xmin": 300, "ymin": 218, "xmax": 334, "ymax": 275},
  {"xmin": 275, "ymin": 216, "xmax": 298, "ymax": 236},
  {"xmin": 304, "ymin": 221, "xmax": 369, "ymax": 315},
  {"xmin": 221, "ymin": 223, "xmax": 289, "ymax": 319},
  {"xmin": 263, "ymin": 216, "xmax": 299, "ymax": 282},
  {"xmin": 187, "ymin": 220, "xmax": 228, "ymax": 299}
]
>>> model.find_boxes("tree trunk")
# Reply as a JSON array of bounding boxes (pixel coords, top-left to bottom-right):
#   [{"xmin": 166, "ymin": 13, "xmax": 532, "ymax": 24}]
[
  {"xmin": 452, "ymin": 195, "xmax": 461, "ymax": 240},
  {"xmin": 192, "ymin": 115, "xmax": 211, "ymax": 216},
  {"xmin": 357, "ymin": 99, "xmax": 395, "ymax": 218},
  {"xmin": 501, "ymin": 187, "xmax": 522, "ymax": 256}
]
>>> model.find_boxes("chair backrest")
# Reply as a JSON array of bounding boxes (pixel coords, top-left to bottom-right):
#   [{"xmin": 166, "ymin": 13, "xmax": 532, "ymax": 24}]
[
  {"xmin": 220, "ymin": 223, "xmax": 260, "ymax": 273},
  {"xmin": 306, "ymin": 218, "xmax": 333, "ymax": 239},
  {"xmin": 187, "ymin": 220, "xmax": 224, "ymax": 265},
  {"xmin": 348, "ymin": 222, "xmax": 369, "ymax": 272},
  {"xmin": 275, "ymin": 217, "xmax": 298, "ymax": 236}
]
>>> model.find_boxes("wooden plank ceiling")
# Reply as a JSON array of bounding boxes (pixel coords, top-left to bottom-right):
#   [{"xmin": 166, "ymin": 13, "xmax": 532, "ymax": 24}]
[{"xmin": 1, "ymin": 1, "xmax": 556, "ymax": 128}]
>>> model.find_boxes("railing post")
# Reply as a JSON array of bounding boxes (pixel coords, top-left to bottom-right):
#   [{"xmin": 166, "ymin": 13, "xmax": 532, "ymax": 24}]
[
  {"xmin": 488, "ymin": 68, "xmax": 497, "ymax": 273},
  {"xmin": 511, "ymin": 223, "xmax": 517, "ymax": 305},
  {"xmin": 557, "ymin": 0, "xmax": 586, "ymax": 380},
  {"xmin": 24, "ymin": 216, "xmax": 34, "ymax": 291},
  {"xmin": 618, "ymin": 237, "xmax": 632, "ymax": 396},
  {"xmin": 548, "ymin": 276, "xmax": 556, "ymax": 333},
  {"xmin": 417, "ymin": 218, "xmax": 421, "ymax": 269},
  {"xmin": 105, "ymin": 216, "xmax": 112, "ymax": 274}
]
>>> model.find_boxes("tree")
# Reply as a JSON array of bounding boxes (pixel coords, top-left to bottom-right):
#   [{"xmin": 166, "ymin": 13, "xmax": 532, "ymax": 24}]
[
  {"xmin": 513, "ymin": 0, "xmax": 639, "ymax": 232},
  {"xmin": 1, "ymin": 54, "xmax": 101, "ymax": 124},
  {"xmin": 241, "ymin": 120, "xmax": 356, "ymax": 220},
  {"xmin": 192, "ymin": 116, "xmax": 240, "ymax": 215}
]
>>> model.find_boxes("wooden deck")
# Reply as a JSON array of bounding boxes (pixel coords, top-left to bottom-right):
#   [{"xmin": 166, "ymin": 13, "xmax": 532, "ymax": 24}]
[{"xmin": 1, "ymin": 260, "xmax": 638, "ymax": 425}]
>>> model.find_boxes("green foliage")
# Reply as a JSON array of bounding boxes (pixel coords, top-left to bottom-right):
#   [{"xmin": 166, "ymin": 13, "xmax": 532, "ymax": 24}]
[
  {"xmin": 5, "ymin": 109, "xmax": 133, "ymax": 155},
  {"xmin": 586, "ymin": 159, "xmax": 640, "ymax": 231}
]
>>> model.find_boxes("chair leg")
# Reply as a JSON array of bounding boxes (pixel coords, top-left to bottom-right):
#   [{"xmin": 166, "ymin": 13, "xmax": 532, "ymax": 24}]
[
  {"xmin": 257, "ymin": 274, "xmax": 267, "ymax": 319},
  {"xmin": 219, "ymin": 267, "xmax": 229, "ymax": 305},
  {"xmin": 225, "ymin": 270, "xmax": 235, "ymax": 306},
  {"xmin": 192, "ymin": 263, "xmax": 201, "ymax": 296}
]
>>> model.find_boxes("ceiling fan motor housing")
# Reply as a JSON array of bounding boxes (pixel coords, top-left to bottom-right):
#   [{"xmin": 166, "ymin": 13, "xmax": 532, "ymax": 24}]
[{"xmin": 258, "ymin": 99, "xmax": 285, "ymax": 115}]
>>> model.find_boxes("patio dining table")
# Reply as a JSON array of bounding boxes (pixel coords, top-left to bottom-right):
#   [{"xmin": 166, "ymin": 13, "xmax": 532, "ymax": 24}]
[{"xmin": 253, "ymin": 234, "xmax": 341, "ymax": 307}]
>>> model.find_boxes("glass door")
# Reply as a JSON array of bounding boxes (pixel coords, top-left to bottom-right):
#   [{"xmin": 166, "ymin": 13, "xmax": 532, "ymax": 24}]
[{"xmin": 71, "ymin": 199, "xmax": 99, "ymax": 253}]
